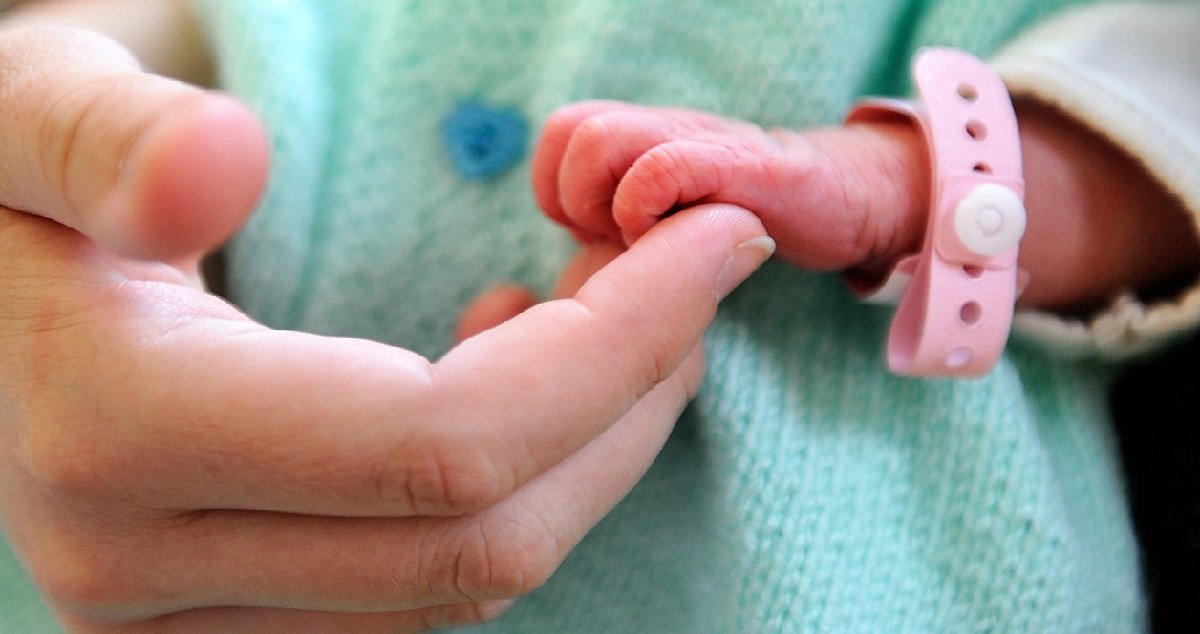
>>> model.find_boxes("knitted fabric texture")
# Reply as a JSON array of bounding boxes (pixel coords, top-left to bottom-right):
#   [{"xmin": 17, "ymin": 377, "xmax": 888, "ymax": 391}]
[{"xmin": 0, "ymin": 0, "xmax": 1150, "ymax": 632}]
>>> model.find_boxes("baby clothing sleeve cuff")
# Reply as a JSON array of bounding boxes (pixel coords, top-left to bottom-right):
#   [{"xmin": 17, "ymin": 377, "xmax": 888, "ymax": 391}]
[{"xmin": 989, "ymin": 1, "xmax": 1200, "ymax": 360}]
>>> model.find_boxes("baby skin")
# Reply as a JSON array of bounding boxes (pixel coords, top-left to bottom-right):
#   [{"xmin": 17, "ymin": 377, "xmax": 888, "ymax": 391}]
[{"xmin": 532, "ymin": 99, "xmax": 1200, "ymax": 313}]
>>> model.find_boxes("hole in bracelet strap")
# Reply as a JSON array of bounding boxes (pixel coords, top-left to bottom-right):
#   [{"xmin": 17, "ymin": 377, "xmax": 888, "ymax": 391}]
[
  {"xmin": 959, "ymin": 301, "xmax": 982, "ymax": 326},
  {"xmin": 947, "ymin": 346, "xmax": 974, "ymax": 368},
  {"xmin": 965, "ymin": 120, "xmax": 987, "ymax": 140}
]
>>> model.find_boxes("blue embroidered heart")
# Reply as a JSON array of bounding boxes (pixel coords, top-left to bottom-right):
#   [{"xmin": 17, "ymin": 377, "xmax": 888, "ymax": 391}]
[{"xmin": 440, "ymin": 100, "xmax": 528, "ymax": 180}]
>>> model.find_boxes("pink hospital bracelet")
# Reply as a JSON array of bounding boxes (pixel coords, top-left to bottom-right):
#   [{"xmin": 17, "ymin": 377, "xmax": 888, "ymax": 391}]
[{"xmin": 845, "ymin": 48, "xmax": 1026, "ymax": 377}]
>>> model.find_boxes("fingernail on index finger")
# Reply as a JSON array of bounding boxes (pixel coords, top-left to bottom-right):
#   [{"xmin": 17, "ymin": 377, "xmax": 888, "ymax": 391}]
[{"xmin": 717, "ymin": 236, "xmax": 775, "ymax": 298}]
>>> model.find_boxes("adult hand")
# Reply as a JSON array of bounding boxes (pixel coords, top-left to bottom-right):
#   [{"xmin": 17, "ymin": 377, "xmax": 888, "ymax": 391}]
[{"xmin": 0, "ymin": 25, "xmax": 773, "ymax": 633}]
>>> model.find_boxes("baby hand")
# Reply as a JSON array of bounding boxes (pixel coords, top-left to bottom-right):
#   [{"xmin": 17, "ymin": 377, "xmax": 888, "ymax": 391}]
[{"xmin": 532, "ymin": 100, "xmax": 930, "ymax": 275}]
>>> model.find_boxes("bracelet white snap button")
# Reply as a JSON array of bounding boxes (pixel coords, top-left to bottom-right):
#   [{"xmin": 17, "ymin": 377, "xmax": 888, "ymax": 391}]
[{"xmin": 953, "ymin": 183, "xmax": 1026, "ymax": 257}]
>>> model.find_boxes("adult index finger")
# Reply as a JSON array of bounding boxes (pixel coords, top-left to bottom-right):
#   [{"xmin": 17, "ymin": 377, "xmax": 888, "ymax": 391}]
[
  {"xmin": 14, "ymin": 205, "xmax": 770, "ymax": 519},
  {"xmin": 409, "ymin": 204, "xmax": 772, "ymax": 515}
]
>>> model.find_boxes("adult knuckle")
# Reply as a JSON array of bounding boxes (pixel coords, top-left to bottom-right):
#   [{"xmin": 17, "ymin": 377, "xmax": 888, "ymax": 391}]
[
  {"xmin": 577, "ymin": 278, "xmax": 675, "ymax": 396},
  {"xmin": 448, "ymin": 517, "xmax": 559, "ymax": 600},
  {"xmin": 399, "ymin": 438, "xmax": 512, "ymax": 515},
  {"xmin": 643, "ymin": 340, "xmax": 674, "ymax": 391},
  {"xmin": 626, "ymin": 310, "xmax": 678, "ymax": 390},
  {"xmin": 35, "ymin": 76, "xmax": 121, "ymax": 218}
]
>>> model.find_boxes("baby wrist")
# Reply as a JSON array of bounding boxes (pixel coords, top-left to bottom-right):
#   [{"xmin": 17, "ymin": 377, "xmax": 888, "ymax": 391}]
[{"xmin": 843, "ymin": 48, "xmax": 1027, "ymax": 378}]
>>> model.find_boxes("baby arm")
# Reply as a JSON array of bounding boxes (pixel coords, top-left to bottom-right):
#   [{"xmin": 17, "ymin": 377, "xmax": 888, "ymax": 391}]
[{"xmin": 533, "ymin": 96, "xmax": 1200, "ymax": 313}]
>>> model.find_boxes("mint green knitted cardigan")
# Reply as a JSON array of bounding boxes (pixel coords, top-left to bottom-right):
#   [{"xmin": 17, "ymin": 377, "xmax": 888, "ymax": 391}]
[{"xmin": 0, "ymin": 1, "xmax": 1146, "ymax": 632}]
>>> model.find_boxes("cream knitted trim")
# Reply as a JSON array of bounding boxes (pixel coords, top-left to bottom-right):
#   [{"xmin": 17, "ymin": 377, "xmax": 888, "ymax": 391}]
[{"xmin": 990, "ymin": 2, "xmax": 1200, "ymax": 359}]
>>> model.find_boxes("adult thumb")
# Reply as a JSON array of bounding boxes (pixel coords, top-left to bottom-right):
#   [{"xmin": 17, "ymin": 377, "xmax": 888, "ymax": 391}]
[{"xmin": 0, "ymin": 25, "xmax": 267, "ymax": 260}]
